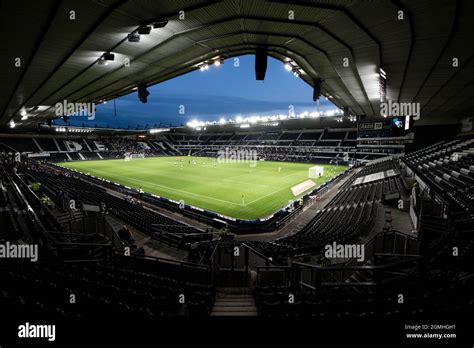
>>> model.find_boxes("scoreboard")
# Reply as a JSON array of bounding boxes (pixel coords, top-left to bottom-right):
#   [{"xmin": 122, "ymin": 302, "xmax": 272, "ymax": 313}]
[{"xmin": 358, "ymin": 116, "xmax": 414, "ymax": 138}]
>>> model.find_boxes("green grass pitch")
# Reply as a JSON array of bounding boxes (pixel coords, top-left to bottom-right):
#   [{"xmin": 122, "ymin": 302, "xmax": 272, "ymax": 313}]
[{"xmin": 59, "ymin": 156, "xmax": 347, "ymax": 220}]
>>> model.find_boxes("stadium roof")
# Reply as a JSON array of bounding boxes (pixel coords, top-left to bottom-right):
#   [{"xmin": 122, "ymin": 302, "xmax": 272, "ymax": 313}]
[{"xmin": 2, "ymin": 0, "xmax": 474, "ymax": 128}]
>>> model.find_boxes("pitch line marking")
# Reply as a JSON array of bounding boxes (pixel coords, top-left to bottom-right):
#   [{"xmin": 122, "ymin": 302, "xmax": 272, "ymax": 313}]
[
  {"xmin": 87, "ymin": 169, "xmax": 246, "ymax": 207},
  {"xmin": 244, "ymin": 186, "xmax": 291, "ymax": 205}
]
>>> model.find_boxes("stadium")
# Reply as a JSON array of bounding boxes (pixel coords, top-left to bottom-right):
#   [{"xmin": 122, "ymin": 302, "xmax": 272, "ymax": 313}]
[{"xmin": 1, "ymin": 0, "xmax": 473, "ymax": 345}]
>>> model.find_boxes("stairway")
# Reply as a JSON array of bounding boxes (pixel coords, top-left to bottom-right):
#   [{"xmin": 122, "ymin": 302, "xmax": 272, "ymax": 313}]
[
  {"xmin": 56, "ymin": 210, "xmax": 84, "ymax": 232},
  {"xmin": 211, "ymin": 287, "xmax": 258, "ymax": 316}
]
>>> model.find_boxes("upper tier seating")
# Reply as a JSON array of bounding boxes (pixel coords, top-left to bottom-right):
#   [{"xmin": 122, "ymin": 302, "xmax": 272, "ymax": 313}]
[{"xmin": 403, "ymin": 136, "xmax": 474, "ymax": 211}]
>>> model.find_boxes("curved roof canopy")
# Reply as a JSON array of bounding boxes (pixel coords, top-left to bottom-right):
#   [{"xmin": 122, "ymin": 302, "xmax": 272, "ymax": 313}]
[{"xmin": 1, "ymin": 0, "xmax": 474, "ymax": 127}]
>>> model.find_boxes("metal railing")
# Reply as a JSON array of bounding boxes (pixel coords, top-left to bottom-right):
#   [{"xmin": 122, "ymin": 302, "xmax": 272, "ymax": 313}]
[
  {"xmin": 209, "ymin": 240, "xmax": 281, "ymax": 284},
  {"xmin": 291, "ymin": 255, "xmax": 424, "ymax": 292},
  {"xmin": 115, "ymin": 252, "xmax": 210, "ymax": 285}
]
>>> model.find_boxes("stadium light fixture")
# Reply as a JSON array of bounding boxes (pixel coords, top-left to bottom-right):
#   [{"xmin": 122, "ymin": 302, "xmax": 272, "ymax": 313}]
[
  {"xmin": 137, "ymin": 26, "xmax": 152, "ymax": 35},
  {"xmin": 9, "ymin": 120, "xmax": 16, "ymax": 128},
  {"xmin": 187, "ymin": 120, "xmax": 203, "ymax": 128},
  {"xmin": 97, "ymin": 57, "xmax": 109, "ymax": 66},
  {"xmin": 127, "ymin": 33, "xmax": 140, "ymax": 42},
  {"xmin": 103, "ymin": 52, "xmax": 115, "ymax": 61},
  {"xmin": 249, "ymin": 116, "xmax": 259, "ymax": 124},
  {"xmin": 219, "ymin": 118, "xmax": 226, "ymax": 125},
  {"xmin": 152, "ymin": 19, "xmax": 168, "ymax": 28},
  {"xmin": 379, "ymin": 67, "xmax": 387, "ymax": 102},
  {"xmin": 149, "ymin": 128, "xmax": 170, "ymax": 134},
  {"xmin": 284, "ymin": 63, "xmax": 292, "ymax": 71}
]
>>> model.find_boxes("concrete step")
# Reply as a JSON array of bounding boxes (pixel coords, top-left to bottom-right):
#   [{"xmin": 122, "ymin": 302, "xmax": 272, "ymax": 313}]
[
  {"xmin": 212, "ymin": 306, "xmax": 258, "ymax": 315},
  {"xmin": 216, "ymin": 293, "xmax": 253, "ymax": 298},
  {"xmin": 211, "ymin": 287, "xmax": 258, "ymax": 316},
  {"xmin": 213, "ymin": 304, "xmax": 256, "ymax": 311},
  {"xmin": 215, "ymin": 296, "xmax": 254, "ymax": 302},
  {"xmin": 211, "ymin": 311, "xmax": 258, "ymax": 316},
  {"xmin": 215, "ymin": 298, "xmax": 252, "ymax": 303}
]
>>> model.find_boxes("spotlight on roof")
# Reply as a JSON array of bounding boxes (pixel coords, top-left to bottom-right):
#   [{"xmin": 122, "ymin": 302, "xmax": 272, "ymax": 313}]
[
  {"xmin": 9, "ymin": 120, "xmax": 16, "ymax": 128},
  {"xmin": 214, "ymin": 60, "xmax": 221, "ymax": 67},
  {"xmin": 103, "ymin": 52, "xmax": 115, "ymax": 61},
  {"xmin": 292, "ymin": 69, "xmax": 299, "ymax": 77},
  {"xmin": 284, "ymin": 63, "xmax": 292, "ymax": 71},
  {"xmin": 153, "ymin": 19, "xmax": 168, "ymax": 28},
  {"xmin": 97, "ymin": 57, "xmax": 108, "ymax": 66},
  {"xmin": 127, "ymin": 33, "xmax": 140, "ymax": 42},
  {"xmin": 137, "ymin": 26, "xmax": 152, "ymax": 35}
]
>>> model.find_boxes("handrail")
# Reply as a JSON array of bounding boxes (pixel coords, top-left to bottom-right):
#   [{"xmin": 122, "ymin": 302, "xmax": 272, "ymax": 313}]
[
  {"xmin": 374, "ymin": 252, "xmax": 423, "ymax": 258},
  {"xmin": 209, "ymin": 242, "xmax": 219, "ymax": 263},
  {"xmin": 451, "ymin": 209, "xmax": 474, "ymax": 218},
  {"xmin": 256, "ymin": 265, "xmax": 291, "ymax": 270},
  {"xmin": 47, "ymin": 231, "xmax": 97, "ymax": 237},
  {"xmin": 115, "ymin": 251, "xmax": 209, "ymax": 270},
  {"xmin": 54, "ymin": 241, "xmax": 111, "ymax": 247},
  {"xmin": 292, "ymin": 255, "xmax": 423, "ymax": 272},
  {"xmin": 387, "ymin": 229, "xmax": 420, "ymax": 241},
  {"xmin": 9, "ymin": 172, "xmax": 49, "ymax": 232},
  {"xmin": 241, "ymin": 242, "xmax": 281, "ymax": 266},
  {"xmin": 336, "ymin": 228, "xmax": 421, "ymax": 268}
]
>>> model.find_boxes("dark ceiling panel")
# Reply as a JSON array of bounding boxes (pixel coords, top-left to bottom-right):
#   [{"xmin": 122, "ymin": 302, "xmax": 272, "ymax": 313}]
[{"xmin": 1, "ymin": 0, "xmax": 473, "ymax": 127}]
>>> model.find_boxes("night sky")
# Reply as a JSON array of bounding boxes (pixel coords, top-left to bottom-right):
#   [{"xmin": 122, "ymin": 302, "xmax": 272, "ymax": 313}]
[{"xmin": 61, "ymin": 55, "xmax": 338, "ymax": 129}]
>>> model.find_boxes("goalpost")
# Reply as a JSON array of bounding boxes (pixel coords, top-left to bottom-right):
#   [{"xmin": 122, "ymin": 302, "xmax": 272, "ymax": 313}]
[
  {"xmin": 308, "ymin": 165, "xmax": 324, "ymax": 179},
  {"xmin": 124, "ymin": 153, "xmax": 145, "ymax": 161}
]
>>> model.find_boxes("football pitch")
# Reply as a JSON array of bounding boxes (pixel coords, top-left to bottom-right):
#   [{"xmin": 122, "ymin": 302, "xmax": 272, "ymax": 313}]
[{"xmin": 59, "ymin": 156, "xmax": 347, "ymax": 220}]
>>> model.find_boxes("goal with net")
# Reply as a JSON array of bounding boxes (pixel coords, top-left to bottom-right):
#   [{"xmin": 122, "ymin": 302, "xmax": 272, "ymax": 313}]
[
  {"xmin": 124, "ymin": 153, "xmax": 145, "ymax": 161},
  {"xmin": 308, "ymin": 165, "xmax": 324, "ymax": 178}
]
